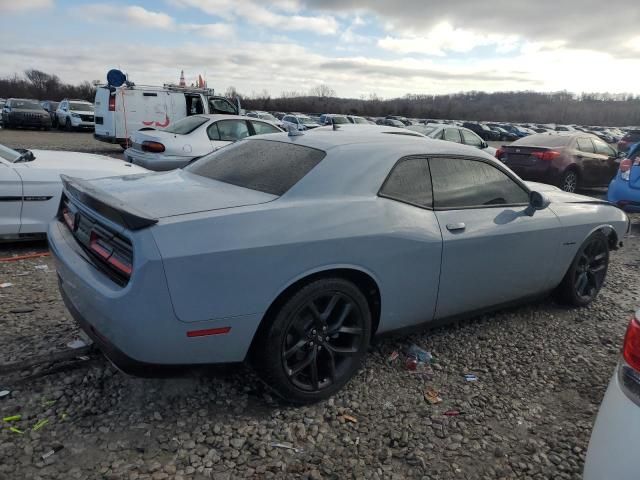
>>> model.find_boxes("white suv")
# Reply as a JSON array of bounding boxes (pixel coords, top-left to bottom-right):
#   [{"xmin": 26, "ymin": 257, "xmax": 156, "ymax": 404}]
[{"xmin": 56, "ymin": 99, "xmax": 95, "ymax": 131}]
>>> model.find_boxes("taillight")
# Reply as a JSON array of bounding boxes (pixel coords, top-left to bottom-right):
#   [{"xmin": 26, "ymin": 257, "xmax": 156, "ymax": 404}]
[
  {"xmin": 89, "ymin": 230, "xmax": 132, "ymax": 279},
  {"xmin": 619, "ymin": 312, "xmax": 640, "ymax": 405},
  {"xmin": 495, "ymin": 147, "xmax": 505, "ymax": 160},
  {"xmin": 108, "ymin": 94, "xmax": 116, "ymax": 111},
  {"xmin": 532, "ymin": 150, "xmax": 561, "ymax": 161},
  {"xmin": 141, "ymin": 141, "xmax": 165, "ymax": 153}
]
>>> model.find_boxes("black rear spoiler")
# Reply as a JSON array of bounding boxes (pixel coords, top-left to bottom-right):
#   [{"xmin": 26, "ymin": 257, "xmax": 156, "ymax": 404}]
[{"xmin": 61, "ymin": 175, "xmax": 158, "ymax": 230}]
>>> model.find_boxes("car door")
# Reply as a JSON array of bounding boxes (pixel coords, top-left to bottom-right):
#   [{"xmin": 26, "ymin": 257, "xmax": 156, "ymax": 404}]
[
  {"xmin": 592, "ymin": 138, "xmax": 619, "ymax": 184},
  {"xmin": 429, "ymin": 156, "xmax": 562, "ymax": 319},
  {"xmin": 0, "ymin": 160, "xmax": 23, "ymax": 236},
  {"xmin": 575, "ymin": 138, "xmax": 601, "ymax": 186}
]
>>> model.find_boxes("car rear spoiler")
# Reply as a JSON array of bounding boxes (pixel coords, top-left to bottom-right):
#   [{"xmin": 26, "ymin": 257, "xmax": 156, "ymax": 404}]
[{"xmin": 60, "ymin": 175, "xmax": 158, "ymax": 230}]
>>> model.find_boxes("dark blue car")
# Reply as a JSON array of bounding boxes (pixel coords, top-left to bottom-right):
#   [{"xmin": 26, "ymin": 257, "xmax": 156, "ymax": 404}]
[{"xmin": 607, "ymin": 142, "xmax": 640, "ymax": 212}]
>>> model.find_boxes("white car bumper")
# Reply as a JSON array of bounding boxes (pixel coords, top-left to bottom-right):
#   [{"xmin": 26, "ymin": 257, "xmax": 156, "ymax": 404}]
[
  {"xmin": 584, "ymin": 368, "xmax": 640, "ymax": 480},
  {"xmin": 124, "ymin": 148, "xmax": 194, "ymax": 171}
]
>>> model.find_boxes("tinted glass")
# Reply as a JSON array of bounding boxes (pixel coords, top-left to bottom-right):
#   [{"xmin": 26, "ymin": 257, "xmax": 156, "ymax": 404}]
[
  {"xmin": 577, "ymin": 138, "xmax": 595, "ymax": 153},
  {"xmin": 380, "ymin": 157, "xmax": 432, "ymax": 208},
  {"xmin": 430, "ymin": 157, "xmax": 529, "ymax": 208},
  {"xmin": 251, "ymin": 121, "xmax": 280, "ymax": 135},
  {"xmin": 207, "ymin": 123, "xmax": 220, "ymax": 141},
  {"xmin": 216, "ymin": 120, "xmax": 250, "ymax": 141},
  {"xmin": 443, "ymin": 129, "xmax": 462, "ymax": 143},
  {"xmin": 461, "ymin": 129, "xmax": 482, "ymax": 147},
  {"xmin": 69, "ymin": 102, "xmax": 93, "ymax": 111},
  {"xmin": 332, "ymin": 116, "xmax": 349, "ymax": 124},
  {"xmin": 209, "ymin": 98, "xmax": 236, "ymax": 114},
  {"xmin": 513, "ymin": 135, "xmax": 572, "ymax": 147},
  {"xmin": 186, "ymin": 139, "xmax": 326, "ymax": 195},
  {"xmin": 163, "ymin": 115, "xmax": 208, "ymax": 134},
  {"xmin": 593, "ymin": 138, "xmax": 615, "ymax": 156}
]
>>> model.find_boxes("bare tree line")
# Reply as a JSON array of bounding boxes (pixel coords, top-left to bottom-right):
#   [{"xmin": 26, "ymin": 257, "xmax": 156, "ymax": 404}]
[{"xmin": 2, "ymin": 70, "xmax": 639, "ymax": 126}]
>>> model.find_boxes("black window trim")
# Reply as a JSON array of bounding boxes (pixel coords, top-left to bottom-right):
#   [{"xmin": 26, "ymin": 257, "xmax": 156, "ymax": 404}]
[
  {"xmin": 429, "ymin": 155, "xmax": 532, "ymax": 211},
  {"xmin": 377, "ymin": 155, "xmax": 434, "ymax": 211}
]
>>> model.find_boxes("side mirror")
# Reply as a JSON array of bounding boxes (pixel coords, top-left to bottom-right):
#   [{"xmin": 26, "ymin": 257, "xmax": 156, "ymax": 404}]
[
  {"xmin": 525, "ymin": 191, "xmax": 550, "ymax": 216},
  {"xmin": 481, "ymin": 141, "xmax": 488, "ymax": 149}
]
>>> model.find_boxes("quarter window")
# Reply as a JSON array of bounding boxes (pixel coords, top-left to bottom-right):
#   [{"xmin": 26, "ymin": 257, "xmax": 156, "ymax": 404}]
[
  {"xmin": 379, "ymin": 157, "xmax": 432, "ymax": 208},
  {"xmin": 430, "ymin": 157, "xmax": 529, "ymax": 209}
]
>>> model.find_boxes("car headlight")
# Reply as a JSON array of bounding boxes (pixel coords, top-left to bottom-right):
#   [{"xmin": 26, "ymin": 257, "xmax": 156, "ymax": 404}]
[{"xmin": 71, "ymin": 113, "xmax": 80, "ymax": 118}]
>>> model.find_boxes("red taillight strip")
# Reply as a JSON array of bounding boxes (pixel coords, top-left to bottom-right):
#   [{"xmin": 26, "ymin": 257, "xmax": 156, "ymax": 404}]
[
  {"xmin": 108, "ymin": 256, "xmax": 132, "ymax": 276},
  {"xmin": 623, "ymin": 314, "xmax": 640, "ymax": 372},
  {"xmin": 187, "ymin": 327, "xmax": 231, "ymax": 338}
]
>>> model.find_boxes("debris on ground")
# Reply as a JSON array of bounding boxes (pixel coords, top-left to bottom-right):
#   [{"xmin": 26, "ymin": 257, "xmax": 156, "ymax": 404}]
[
  {"xmin": 0, "ymin": 282, "xmax": 13, "ymax": 288},
  {"xmin": 444, "ymin": 410, "xmax": 464, "ymax": 416},
  {"xmin": 464, "ymin": 373, "xmax": 478, "ymax": 382},
  {"xmin": 387, "ymin": 350, "xmax": 399, "ymax": 363},
  {"xmin": 9, "ymin": 306, "xmax": 35, "ymax": 314},
  {"xmin": 32, "ymin": 419, "xmax": 49, "ymax": 431},
  {"xmin": 66, "ymin": 338, "xmax": 89, "ymax": 349},
  {"xmin": 270, "ymin": 442, "xmax": 303, "ymax": 453},
  {"xmin": 41, "ymin": 445, "xmax": 64, "ymax": 460},
  {"xmin": 339, "ymin": 414, "xmax": 358, "ymax": 424},
  {"xmin": 0, "ymin": 390, "xmax": 10, "ymax": 398},
  {"xmin": 3, "ymin": 415, "xmax": 22, "ymax": 422},
  {"xmin": 407, "ymin": 344, "xmax": 433, "ymax": 363},
  {"xmin": 424, "ymin": 387, "xmax": 443, "ymax": 404}
]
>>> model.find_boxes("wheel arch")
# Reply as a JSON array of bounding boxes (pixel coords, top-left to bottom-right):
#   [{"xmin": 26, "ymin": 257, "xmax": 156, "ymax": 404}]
[
  {"xmin": 247, "ymin": 266, "xmax": 382, "ymax": 360},
  {"xmin": 586, "ymin": 223, "xmax": 619, "ymax": 251}
]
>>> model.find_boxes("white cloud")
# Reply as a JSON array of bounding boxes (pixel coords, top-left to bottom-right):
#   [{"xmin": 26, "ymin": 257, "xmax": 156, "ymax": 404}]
[
  {"xmin": 378, "ymin": 22, "xmax": 519, "ymax": 56},
  {"xmin": 169, "ymin": 0, "xmax": 337, "ymax": 34},
  {"xmin": 183, "ymin": 23, "xmax": 235, "ymax": 39},
  {"xmin": 77, "ymin": 4, "xmax": 175, "ymax": 29},
  {"xmin": 0, "ymin": 0, "xmax": 53, "ymax": 13}
]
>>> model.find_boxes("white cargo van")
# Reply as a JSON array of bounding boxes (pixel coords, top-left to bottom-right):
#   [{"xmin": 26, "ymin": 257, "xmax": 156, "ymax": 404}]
[{"xmin": 94, "ymin": 84, "xmax": 239, "ymax": 148}]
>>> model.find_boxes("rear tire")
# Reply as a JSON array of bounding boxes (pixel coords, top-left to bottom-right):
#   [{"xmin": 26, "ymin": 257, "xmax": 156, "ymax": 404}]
[
  {"xmin": 554, "ymin": 231, "xmax": 609, "ymax": 307},
  {"xmin": 65, "ymin": 118, "xmax": 72, "ymax": 131},
  {"xmin": 560, "ymin": 169, "xmax": 579, "ymax": 193},
  {"xmin": 253, "ymin": 278, "xmax": 371, "ymax": 404}
]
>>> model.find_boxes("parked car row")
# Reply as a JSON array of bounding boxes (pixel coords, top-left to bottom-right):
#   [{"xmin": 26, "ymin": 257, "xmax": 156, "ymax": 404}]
[{"xmin": 1, "ymin": 97, "xmax": 95, "ymax": 131}]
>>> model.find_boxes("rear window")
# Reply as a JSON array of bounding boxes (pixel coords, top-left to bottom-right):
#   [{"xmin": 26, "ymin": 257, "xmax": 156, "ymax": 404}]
[
  {"xmin": 163, "ymin": 116, "xmax": 208, "ymax": 134},
  {"xmin": 185, "ymin": 139, "xmax": 326, "ymax": 196},
  {"xmin": 513, "ymin": 135, "xmax": 572, "ymax": 148}
]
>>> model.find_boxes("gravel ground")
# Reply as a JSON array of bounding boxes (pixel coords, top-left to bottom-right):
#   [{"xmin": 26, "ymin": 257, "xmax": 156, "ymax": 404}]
[{"xmin": 0, "ymin": 129, "xmax": 639, "ymax": 479}]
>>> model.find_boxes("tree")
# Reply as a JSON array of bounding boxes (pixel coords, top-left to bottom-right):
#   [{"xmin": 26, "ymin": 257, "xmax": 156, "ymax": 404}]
[{"xmin": 308, "ymin": 84, "xmax": 335, "ymax": 98}]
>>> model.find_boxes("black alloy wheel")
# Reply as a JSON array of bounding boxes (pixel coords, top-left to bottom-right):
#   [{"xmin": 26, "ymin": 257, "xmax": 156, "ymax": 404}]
[
  {"xmin": 555, "ymin": 230, "xmax": 609, "ymax": 306},
  {"xmin": 561, "ymin": 169, "xmax": 578, "ymax": 193},
  {"xmin": 254, "ymin": 278, "xmax": 371, "ymax": 403}
]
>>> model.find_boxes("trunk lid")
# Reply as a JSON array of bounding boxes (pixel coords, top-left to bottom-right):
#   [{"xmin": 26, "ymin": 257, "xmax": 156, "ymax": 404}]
[
  {"xmin": 502, "ymin": 145, "xmax": 562, "ymax": 166},
  {"xmin": 62, "ymin": 170, "xmax": 277, "ymax": 223},
  {"xmin": 131, "ymin": 129, "xmax": 186, "ymax": 156}
]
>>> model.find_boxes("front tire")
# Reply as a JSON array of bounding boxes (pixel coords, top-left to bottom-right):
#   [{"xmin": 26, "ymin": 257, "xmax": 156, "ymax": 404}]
[
  {"xmin": 253, "ymin": 278, "xmax": 372, "ymax": 404},
  {"xmin": 65, "ymin": 118, "xmax": 73, "ymax": 131},
  {"xmin": 554, "ymin": 231, "xmax": 609, "ymax": 307}
]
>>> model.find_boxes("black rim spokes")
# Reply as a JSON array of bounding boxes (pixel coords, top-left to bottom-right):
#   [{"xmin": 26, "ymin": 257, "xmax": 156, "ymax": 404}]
[
  {"xmin": 283, "ymin": 292, "xmax": 363, "ymax": 392},
  {"xmin": 575, "ymin": 240, "xmax": 607, "ymax": 299}
]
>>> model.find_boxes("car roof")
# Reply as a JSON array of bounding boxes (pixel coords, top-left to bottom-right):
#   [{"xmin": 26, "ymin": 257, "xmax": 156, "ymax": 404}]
[
  {"xmin": 248, "ymin": 124, "xmax": 496, "ymax": 159},
  {"xmin": 194, "ymin": 114, "xmax": 276, "ymax": 122}
]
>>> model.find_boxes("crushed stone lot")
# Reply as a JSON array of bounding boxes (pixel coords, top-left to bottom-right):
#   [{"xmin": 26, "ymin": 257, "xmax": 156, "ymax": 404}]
[
  {"xmin": 0, "ymin": 129, "xmax": 639, "ymax": 479},
  {"xmin": 0, "ymin": 221, "xmax": 638, "ymax": 480}
]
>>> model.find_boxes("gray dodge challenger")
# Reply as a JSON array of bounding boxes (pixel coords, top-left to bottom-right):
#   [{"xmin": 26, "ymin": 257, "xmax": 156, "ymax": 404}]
[{"xmin": 49, "ymin": 126, "xmax": 629, "ymax": 403}]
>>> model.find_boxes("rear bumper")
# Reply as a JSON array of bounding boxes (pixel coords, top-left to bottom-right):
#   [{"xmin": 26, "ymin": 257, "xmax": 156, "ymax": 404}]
[
  {"xmin": 124, "ymin": 148, "xmax": 193, "ymax": 171},
  {"xmin": 503, "ymin": 161, "xmax": 557, "ymax": 184},
  {"xmin": 584, "ymin": 370, "xmax": 640, "ymax": 480},
  {"xmin": 48, "ymin": 219, "xmax": 258, "ymax": 369},
  {"xmin": 607, "ymin": 178, "xmax": 640, "ymax": 213}
]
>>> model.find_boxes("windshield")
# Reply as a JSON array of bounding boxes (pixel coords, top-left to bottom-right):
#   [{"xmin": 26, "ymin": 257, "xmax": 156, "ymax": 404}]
[
  {"xmin": 69, "ymin": 102, "xmax": 93, "ymax": 111},
  {"xmin": 300, "ymin": 116, "xmax": 318, "ymax": 125},
  {"xmin": 0, "ymin": 144, "xmax": 21, "ymax": 162},
  {"xmin": 186, "ymin": 139, "xmax": 326, "ymax": 196},
  {"xmin": 352, "ymin": 117, "xmax": 368, "ymax": 124},
  {"xmin": 163, "ymin": 115, "xmax": 209, "ymax": 134},
  {"xmin": 12, "ymin": 100, "xmax": 43, "ymax": 110}
]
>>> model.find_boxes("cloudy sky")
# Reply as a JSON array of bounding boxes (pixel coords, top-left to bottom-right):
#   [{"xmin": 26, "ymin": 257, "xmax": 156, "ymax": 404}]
[{"xmin": 1, "ymin": 0, "xmax": 640, "ymax": 98}]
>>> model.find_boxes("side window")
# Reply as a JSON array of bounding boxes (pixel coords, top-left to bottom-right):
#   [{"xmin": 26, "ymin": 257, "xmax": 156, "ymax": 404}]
[
  {"xmin": 379, "ymin": 157, "xmax": 432, "ymax": 208},
  {"xmin": 430, "ymin": 157, "xmax": 529, "ymax": 209},
  {"xmin": 209, "ymin": 98, "xmax": 236, "ymax": 114},
  {"xmin": 593, "ymin": 139, "xmax": 615, "ymax": 156},
  {"xmin": 250, "ymin": 121, "xmax": 280, "ymax": 135},
  {"xmin": 207, "ymin": 123, "xmax": 220, "ymax": 141},
  {"xmin": 443, "ymin": 129, "xmax": 462, "ymax": 143},
  {"xmin": 460, "ymin": 129, "xmax": 482, "ymax": 147},
  {"xmin": 577, "ymin": 138, "xmax": 595, "ymax": 153},
  {"xmin": 216, "ymin": 120, "xmax": 250, "ymax": 141}
]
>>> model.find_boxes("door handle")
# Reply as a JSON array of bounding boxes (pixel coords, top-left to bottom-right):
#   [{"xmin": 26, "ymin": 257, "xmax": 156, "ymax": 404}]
[{"xmin": 446, "ymin": 222, "xmax": 466, "ymax": 232}]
